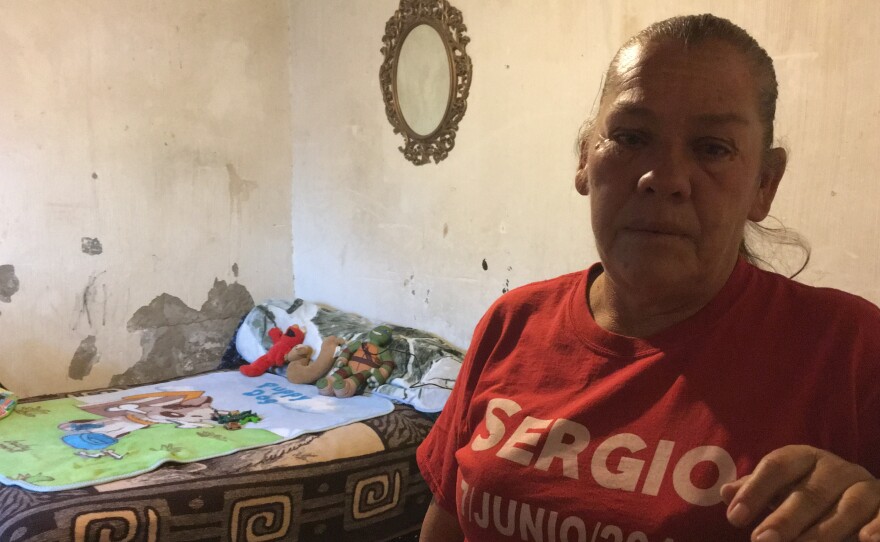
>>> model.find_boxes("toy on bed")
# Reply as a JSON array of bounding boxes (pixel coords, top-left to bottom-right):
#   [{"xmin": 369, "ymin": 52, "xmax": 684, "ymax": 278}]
[
  {"xmin": 0, "ymin": 387, "xmax": 16, "ymax": 421},
  {"xmin": 285, "ymin": 335, "xmax": 346, "ymax": 384},
  {"xmin": 316, "ymin": 325, "xmax": 396, "ymax": 398},
  {"xmin": 240, "ymin": 324, "xmax": 305, "ymax": 377}
]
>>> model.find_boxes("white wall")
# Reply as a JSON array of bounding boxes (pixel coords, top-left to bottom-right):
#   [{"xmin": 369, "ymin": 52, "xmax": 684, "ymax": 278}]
[
  {"xmin": 0, "ymin": 1, "xmax": 295, "ymax": 396},
  {"xmin": 290, "ymin": 0, "xmax": 880, "ymax": 349}
]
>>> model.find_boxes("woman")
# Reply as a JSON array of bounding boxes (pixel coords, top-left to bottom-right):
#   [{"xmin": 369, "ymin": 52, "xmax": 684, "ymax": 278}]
[{"xmin": 417, "ymin": 14, "xmax": 880, "ymax": 542}]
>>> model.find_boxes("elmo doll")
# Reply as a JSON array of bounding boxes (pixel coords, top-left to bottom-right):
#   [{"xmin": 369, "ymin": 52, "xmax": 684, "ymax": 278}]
[{"xmin": 240, "ymin": 325, "xmax": 305, "ymax": 377}]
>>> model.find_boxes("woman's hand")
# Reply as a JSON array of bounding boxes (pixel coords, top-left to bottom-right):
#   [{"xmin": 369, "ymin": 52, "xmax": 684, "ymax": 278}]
[{"xmin": 721, "ymin": 445, "xmax": 880, "ymax": 541}]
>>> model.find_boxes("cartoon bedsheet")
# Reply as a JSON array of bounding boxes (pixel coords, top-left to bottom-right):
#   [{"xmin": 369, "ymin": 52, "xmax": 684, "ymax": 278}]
[
  {"xmin": 0, "ymin": 372, "xmax": 436, "ymax": 542},
  {"xmin": 0, "ymin": 371, "xmax": 394, "ymax": 492}
]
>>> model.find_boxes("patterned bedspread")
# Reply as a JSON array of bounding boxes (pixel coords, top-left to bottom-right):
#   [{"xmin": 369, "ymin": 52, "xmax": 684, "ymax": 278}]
[{"xmin": 0, "ymin": 385, "xmax": 436, "ymax": 542}]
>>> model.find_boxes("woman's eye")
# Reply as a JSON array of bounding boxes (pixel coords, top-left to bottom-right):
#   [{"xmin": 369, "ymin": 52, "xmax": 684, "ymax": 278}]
[
  {"xmin": 695, "ymin": 139, "xmax": 737, "ymax": 160},
  {"xmin": 610, "ymin": 131, "xmax": 647, "ymax": 148}
]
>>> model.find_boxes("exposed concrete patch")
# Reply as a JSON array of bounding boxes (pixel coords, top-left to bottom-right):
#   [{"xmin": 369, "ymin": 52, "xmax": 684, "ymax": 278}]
[
  {"xmin": 0, "ymin": 265, "xmax": 20, "ymax": 303},
  {"xmin": 112, "ymin": 279, "xmax": 254, "ymax": 387},
  {"xmin": 0, "ymin": 265, "xmax": 20, "ymax": 315},
  {"xmin": 69, "ymin": 335, "xmax": 100, "ymax": 380},
  {"xmin": 81, "ymin": 237, "xmax": 103, "ymax": 255}
]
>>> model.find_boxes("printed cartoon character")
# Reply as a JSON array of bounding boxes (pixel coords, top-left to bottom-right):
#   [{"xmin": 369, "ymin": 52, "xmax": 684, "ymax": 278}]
[
  {"xmin": 58, "ymin": 390, "xmax": 215, "ymax": 459},
  {"xmin": 240, "ymin": 325, "xmax": 306, "ymax": 377},
  {"xmin": 315, "ymin": 325, "xmax": 396, "ymax": 398}
]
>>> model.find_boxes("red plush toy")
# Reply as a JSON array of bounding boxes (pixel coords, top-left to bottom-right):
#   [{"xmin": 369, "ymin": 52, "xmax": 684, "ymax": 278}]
[{"xmin": 240, "ymin": 325, "xmax": 306, "ymax": 377}]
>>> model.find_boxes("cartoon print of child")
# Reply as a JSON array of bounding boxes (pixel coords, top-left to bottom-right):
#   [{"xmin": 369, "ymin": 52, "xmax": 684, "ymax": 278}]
[{"xmin": 58, "ymin": 390, "xmax": 216, "ymax": 459}]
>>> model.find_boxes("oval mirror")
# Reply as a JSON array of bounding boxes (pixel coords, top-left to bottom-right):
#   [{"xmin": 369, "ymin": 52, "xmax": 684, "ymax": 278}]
[
  {"xmin": 379, "ymin": 0, "xmax": 473, "ymax": 165},
  {"xmin": 395, "ymin": 24, "xmax": 451, "ymax": 137}
]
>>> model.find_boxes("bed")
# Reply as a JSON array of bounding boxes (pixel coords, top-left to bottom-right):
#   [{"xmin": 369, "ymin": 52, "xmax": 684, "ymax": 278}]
[{"xmin": 0, "ymin": 299, "xmax": 462, "ymax": 542}]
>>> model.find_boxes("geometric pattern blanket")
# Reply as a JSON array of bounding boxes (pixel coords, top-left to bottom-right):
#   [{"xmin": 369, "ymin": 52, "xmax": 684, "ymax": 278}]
[{"xmin": 0, "ymin": 371, "xmax": 392, "ymax": 492}]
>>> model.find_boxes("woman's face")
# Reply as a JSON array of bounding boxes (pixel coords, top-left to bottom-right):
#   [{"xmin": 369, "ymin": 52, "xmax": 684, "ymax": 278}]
[{"xmin": 579, "ymin": 39, "xmax": 784, "ymax": 298}]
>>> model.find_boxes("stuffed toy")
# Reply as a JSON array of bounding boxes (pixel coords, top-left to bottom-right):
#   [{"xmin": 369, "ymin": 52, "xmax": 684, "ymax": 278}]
[
  {"xmin": 285, "ymin": 335, "xmax": 346, "ymax": 385},
  {"xmin": 0, "ymin": 387, "xmax": 16, "ymax": 421},
  {"xmin": 240, "ymin": 325, "xmax": 305, "ymax": 377},
  {"xmin": 316, "ymin": 325, "xmax": 396, "ymax": 398}
]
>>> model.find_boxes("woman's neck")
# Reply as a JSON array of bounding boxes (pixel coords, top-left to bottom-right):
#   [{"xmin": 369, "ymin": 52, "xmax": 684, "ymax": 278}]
[{"xmin": 587, "ymin": 263, "xmax": 734, "ymax": 338}]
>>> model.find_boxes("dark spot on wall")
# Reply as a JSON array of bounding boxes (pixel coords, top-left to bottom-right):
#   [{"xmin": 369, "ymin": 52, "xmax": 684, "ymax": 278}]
[
  {"xmin": 482, "ymin": 259, "xmax": 488, "ymax": 271},
  {"xmin": 69, "ymin": 335, "xmax": 100, "ymax": 380},
  {"xmin": 73, "ymin": 271, "xmax": 106, "ymax": 331},
  {"xmin": 81, "ymin": 237, "xmax": 103, "ymax": 255},
  {"xmin": 112, "ymin": 279, "xmax": 255, "ymax": 387},
  {"xmin": 232, "ymin": 263, "xmax": 239, "ymax": 277},
  {"xmin": 443, "ymin": 223, "xmax": 449, "ymax": 237},
  {"xmin": 91, "ymin": 172, "xmax": 98, "ymax": 180},
  {"xmin": 502, "ymin": 279, "xmax": 510, "ymax": 294},
  {"xmin": 0, "ymin": 265, "xmax": 21, "ymax": 311},
  {"xmin": 507, "ymin": 266, "xmax": 513, "ymax": 272}
]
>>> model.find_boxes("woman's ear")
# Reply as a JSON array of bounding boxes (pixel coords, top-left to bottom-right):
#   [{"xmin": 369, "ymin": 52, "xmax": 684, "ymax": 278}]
[
  {"xmin": 748, "ymin": 147, "xmax": 787, "ymax": 221},
  {"xmin": 575, "ymin": 137, "xmax": 590, "ymax": 196}
]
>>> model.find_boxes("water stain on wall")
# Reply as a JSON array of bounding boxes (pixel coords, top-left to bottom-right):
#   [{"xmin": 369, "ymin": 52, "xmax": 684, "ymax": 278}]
[
  {"xmin": 112, "ymin": 279, "xmax": 255, "ymax": 387},
  {"xmin": 81, "ymin": 237, "xmax": 103, "ymax": 255},
  {"xmin": 0, "ymin": 265, "xmax": 20, "ymax": 316},
  {"xmin": 226, "ymin": 163, "xmax": 257, "ymax": 214},
  {"xmin": 69, "ymin": 335, "xmax": 100, "ymax": 380}
]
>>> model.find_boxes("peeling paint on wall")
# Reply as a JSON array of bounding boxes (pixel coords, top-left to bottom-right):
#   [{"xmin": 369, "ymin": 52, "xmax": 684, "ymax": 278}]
[
  {"xmin": 112, "ymin": 279, "xmax": 255, "ymax": 387},
  {"xmin": 69, "ymin": 335, "xmax": 100, "ymax": 380},
  {"xmin": 0, "ymin": 265, "xmax": 20, "ymax": 316},
  {"xmin": 81, "ymin": 237, "xmax": 103, "ymax": 255}
]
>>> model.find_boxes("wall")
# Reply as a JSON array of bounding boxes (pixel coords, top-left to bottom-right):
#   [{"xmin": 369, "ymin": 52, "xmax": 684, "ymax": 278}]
[
  {"xmin": 0, "ymin": 1, "xmax": 294, "ymax": 397},
  {"xmin": 290, "ymin": 0, "xmax": 880, "ymax": 349}
]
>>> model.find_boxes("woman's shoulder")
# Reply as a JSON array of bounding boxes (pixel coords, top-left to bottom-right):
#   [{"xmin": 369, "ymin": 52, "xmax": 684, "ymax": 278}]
[
  {"xmin": 488, "ymin": 269, "xmax": 587, "ymax": 314},
  {"xmin": 748, "ymin": 263, "xmax": 880, "ymax": 332}
]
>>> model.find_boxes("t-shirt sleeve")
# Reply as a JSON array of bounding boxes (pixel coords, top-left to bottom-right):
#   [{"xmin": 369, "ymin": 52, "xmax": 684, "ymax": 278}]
[
  {"xmin": 416, "ymin": 305, "xmax": 497, "ymax": 516},
  {"xmin": 855, "ymin": 301, "xmax": 880, "ymax": 477}
]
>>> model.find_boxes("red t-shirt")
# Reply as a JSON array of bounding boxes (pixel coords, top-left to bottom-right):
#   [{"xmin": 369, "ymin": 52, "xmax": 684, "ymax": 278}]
[{"xmin": 417, "ymin": 259, "xmax": 880, "ymax": 542}]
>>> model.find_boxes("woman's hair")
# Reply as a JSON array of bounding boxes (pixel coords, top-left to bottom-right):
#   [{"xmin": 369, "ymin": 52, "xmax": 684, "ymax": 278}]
[{"xmin": 579, "ymin": 14, "xmax": 810, "ymax": 276}]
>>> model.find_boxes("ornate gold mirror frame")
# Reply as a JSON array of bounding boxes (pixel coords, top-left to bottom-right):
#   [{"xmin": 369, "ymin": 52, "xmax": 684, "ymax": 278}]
[{"xmin": 380, "ymin": 0, "xmax": 473, "ymax": 165}]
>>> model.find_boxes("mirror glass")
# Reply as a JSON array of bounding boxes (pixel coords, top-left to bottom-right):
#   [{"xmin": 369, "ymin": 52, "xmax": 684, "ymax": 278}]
[{"xmin": 395, "ymin": 24, "xmax": 451, "ymax": 137}]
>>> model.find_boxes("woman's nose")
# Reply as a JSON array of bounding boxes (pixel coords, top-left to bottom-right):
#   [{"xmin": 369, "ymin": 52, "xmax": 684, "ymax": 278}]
[{"xmin": 636, "ymin": 147, "xmax": 693, "ymax": 199}]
